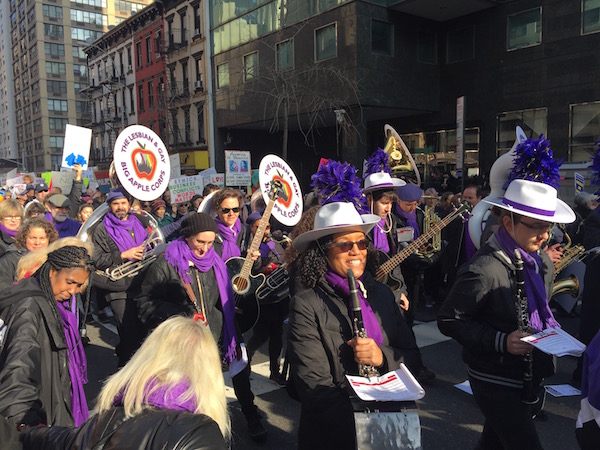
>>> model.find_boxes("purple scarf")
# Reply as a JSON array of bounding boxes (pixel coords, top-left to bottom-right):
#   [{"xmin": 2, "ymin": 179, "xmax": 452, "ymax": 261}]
[
  {"xmin": 324, "ymin": 270, "xmax": 383, "ymax": 346},
  {"xmin": 44, "ymin": 212, "xmax": 81, "ymax": 238},
  {"xmin": 395, "ymin": 205, "xmax": 420, "ymax": 238},
  {"xmin": 113, "ymin": 379, "xmax": 197, "ymax": 413},
  {"xmin": 372, "ymin": 218, "xmax": 390, "ymax": 254},
  {"xmin": 0, "ymin": 222, "xmax": 18, "ymax": 238},
  {"xmin": 216, "ymin": 218, "xmax": 242, "ymax": 261},
  {"xmin": 56, "ymin": 296, "xmax": 88, "ymax": 426},
  {"xmin": 164, "ymin": 238, "xmax": 238, "ymax": 363},
  {"xmin": 103, "ymin": 212, "xmax": 148, "ymax": 253},
  {"xmin": 259, "ymin": 240, "xmax": 278, "ymax": 259},
  {"xmin": 496, "ymin": 226, "xmax": 560, "ymax": 332}
]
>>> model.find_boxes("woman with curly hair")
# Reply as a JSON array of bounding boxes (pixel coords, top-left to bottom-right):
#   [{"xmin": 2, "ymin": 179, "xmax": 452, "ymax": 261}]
[
  {"xmin": 287, "ymin": 201, "xmax": 420, "ymax": 450},
  {"xmin": 22, "ymin": 316, "xmax": 230, "ymax": 449},
  {"xmin": 0, "ymin": 217, "xmax": 58, "ymax": 290},
  {"xmin": 0, "ymin": 239, "xmax": 93, "ymax": 428}
]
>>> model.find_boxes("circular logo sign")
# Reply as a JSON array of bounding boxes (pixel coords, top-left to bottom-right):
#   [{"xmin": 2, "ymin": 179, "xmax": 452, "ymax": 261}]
[
  {"xmin": 259, "ymin": 154, "xmax": 303, "ymax": 226},
  {"xmin": 113, "ymin": 125, "xmax": 171, "ymax": 202}
]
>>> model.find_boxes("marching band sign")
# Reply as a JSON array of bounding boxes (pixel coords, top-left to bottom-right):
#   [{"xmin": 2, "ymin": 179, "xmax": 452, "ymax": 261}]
[
  {"xmin": 258, "ymin": 154, "xmax": 302, "ymax": 226},
  {"xmin": 113, "ymin": 125, "xmax": 170, "ymax": 202}
]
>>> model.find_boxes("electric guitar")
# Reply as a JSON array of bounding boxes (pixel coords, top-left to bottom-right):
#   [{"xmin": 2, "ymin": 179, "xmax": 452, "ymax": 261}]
[
  {"xmin": 226, "ymin": 180, "xmax": 284, "ymax": 332},
  {"xmin": 376, "ymin": 203, "xmax": 471, "ymax": 290}
]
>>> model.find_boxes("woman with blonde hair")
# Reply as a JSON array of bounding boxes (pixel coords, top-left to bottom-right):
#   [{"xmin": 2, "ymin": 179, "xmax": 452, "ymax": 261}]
[
  {"xmin": 0, "ymin": 238, "xmax": 93, "ymax": 428},
  {"xmin": 22, "ymin": 316, "xmax": 230, "ymax": 449},
  {"xmin": 0, "ymin": 198, "xmax": 24, "ymax": 257}
]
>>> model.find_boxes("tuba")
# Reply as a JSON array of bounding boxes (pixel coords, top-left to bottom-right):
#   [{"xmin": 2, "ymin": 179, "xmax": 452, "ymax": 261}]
[
  {"xmin": 468, "ymin": 126, "xmax": 527, "ymax": 249},
  {"xmin": 383, "ymin": 124, "xmax": 421, "ymax": 186}
]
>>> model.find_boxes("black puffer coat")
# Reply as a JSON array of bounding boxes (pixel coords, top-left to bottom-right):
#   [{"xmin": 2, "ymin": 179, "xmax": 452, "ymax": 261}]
[
  {"xmin": 22, "ymin": 407, "xmax": 227, "ymax": 450},
  {"xmin": 0, "ymin": 278, "xmax": 73, "ymax": 427},
  {"xmin": 287, "ymin": 271, "xmax": 420, "ymax": 450}
]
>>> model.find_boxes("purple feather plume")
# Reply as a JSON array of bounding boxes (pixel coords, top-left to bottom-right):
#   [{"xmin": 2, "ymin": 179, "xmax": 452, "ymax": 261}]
[
  {"xmin": 590, "ymin": 141, "xmax": 600, "ymax": 194},
  {"xmin": 364, "ymin": 148, "xmax": 391, "ymax": 178},
  {"xmin": 507, "ymin": 134, "xmax": 561, "ymax": 189},
  {"xmin": 311, "ymin": 160, "xmax": 368, "ymax": 213}
]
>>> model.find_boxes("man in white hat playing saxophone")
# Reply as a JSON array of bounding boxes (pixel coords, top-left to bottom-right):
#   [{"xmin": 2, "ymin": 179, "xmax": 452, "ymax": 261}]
[{"xmin": 438, "ymin": 179, "xmax": 575, "ymax": 450}]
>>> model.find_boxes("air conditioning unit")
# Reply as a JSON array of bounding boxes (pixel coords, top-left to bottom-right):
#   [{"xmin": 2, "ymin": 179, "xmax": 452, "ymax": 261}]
[
  {"xmin": 127, "ymin": 65, "xmax": 132, "ymax": 72},
  {"xmin": 195, "ymin": 80, "xmax": 203, "ymax": 90},
  {"xmin": 194, "ymin": 28, "xmax": 201, "ymax": 36},
  {"xmin": 156, "ymin": 51, "xmax": 162, "ymax": 58}
]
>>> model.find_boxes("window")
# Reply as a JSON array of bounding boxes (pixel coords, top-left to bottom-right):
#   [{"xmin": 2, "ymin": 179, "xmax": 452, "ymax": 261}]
[
  {"xmin": 76, "ymin": 101, "xmax": 86, "ymax": 113},
  {"xmin": 507, "ymin": 8, "xmax": 541, "ymax": 50},
  {"xmin": 315, "ymin": 23, "xmax": 337, "ymax": 62},
  {"xmin": 371, "ymin": 20, "xmax": 393, "ymax": 56},
  {"xmin": 146, "ymin": 36, "xmax": 152, "ymax": 64},
  {"xmin": 216, "ymin": 63, "xmax": 229, "ymax": 89},
  {"xmin": 51, "ymin": 154, "xmax": 62, "ymax": 170},
  {"xmin": 136, "ymin": 42, "xmax": 142, "ymax": 67},
  {"xmin": 48, "ymin": 99, "xmax": 68, "ymax": 112},
  {"xmin": 496, "ymin": 108, "xmax": 547, "ymax": 156},
  {"xmin": 197, "ymin": 105, "xmax": 205, "ymax": 142},
  {"xmin": 244, "ymin": 51, "xmax": 258, "ymax": 82},
  {"xmin": 583, "ymin": 0, "xmax": 600, "ymax": 34},
  {"xmin": 127, "ymin": 47, "xmax": 132, "ymax": 66},
  {"xmin": 46, "ymin": 80, "xmax": 67, "ymax": 94},
  {"xmin": 49, "ymin": 117, "xmax": 68, "ymax": 131},
  {"xmin": 71, "ymin": 28, "xmax": 101, "ymax": 42},
  {"xmin": 447, "ymin": 26, "xmax": 474, "ymax": 63},
  {"xmin": 73, "ymin": 64, "xmax": 87, "ymax": 77},
  {"xmin": 417, "ymin": 32, "xmax": 437, "ymax": 64},
  {"xmin": 43, "ymin": 23, "xmax": 63, "ymax": 37},
  {"xmin": 185, "ymin": 109, "xmax": 191, "ymax": 142},
  {"xmin": 138, "ymin": 84, "xmax": 144, "ymax": 110},
  {"xmin": 42, "ymin": 5, "xmax": 62, "ymax": 19},
  {"xmin": 148, "ymin": 81, "xmax": 154, "ymax": 107},
  {"xmin": 129, "ymin": 87, "xmax": 135, "ymax": 110},
  {"xmin": 44, "ymin": 43, "xmax": 65, "ymax": 57},
  {"xmin": 570, "ymin": 102, "xmax": 600, "ymax": 161},
  {"xmin": 72, "ymin": 46, "xmax": 86, "ymax": 60},
  {"xmin": 70, "ymin": 9, "xmax": 107, "ymax": 26},
  {"xmin": 46, "ymin": 62, "xmax": 66, "ymax": 75},
  {"xmin": 276, "ymin": 40, "xmax": 294, "ymax": 71}
]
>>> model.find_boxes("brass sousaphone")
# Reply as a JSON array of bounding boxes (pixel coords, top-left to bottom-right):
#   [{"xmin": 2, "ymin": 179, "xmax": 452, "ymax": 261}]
[{"xmin": 383, "ymin": 124, "xmax": 421, "ymax": 186}]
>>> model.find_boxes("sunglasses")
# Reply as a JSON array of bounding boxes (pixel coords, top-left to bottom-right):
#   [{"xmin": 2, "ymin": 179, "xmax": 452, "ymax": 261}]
[
  {"xmin": 220, "ymin": 207, "xmax": 240, "ymax": 214},
  {"xmin": 326, "ymin": 239, "xmax": 368, "ymax": 252},
  {"xmin": 518, "ymin": 220, "xmax": 554, "ymax": 233}
]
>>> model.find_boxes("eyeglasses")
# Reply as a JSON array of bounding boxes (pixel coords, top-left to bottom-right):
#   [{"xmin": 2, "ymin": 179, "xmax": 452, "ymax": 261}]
[
  {"xmin": 518, "ymin": 220, "xmax": 554, "ymax": 234},
  {"xmin": 326, "ymin": 239, "xmax": 368, "ymax": 252},
  {"xmin": 1, "ymin": 216, "xmax": 22, "ymax": 222},
  {"xmin": 220, "ymin": 207, "xmax": 240, "ymax": 214}
]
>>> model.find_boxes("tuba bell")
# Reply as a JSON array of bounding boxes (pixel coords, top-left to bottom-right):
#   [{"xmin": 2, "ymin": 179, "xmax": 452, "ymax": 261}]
[{"xmin": 383, "ymin": 124, "xmax": 421, "ymax": 186}]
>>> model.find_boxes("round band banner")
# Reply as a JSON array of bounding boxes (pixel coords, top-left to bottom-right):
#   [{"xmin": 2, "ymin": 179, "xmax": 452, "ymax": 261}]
[
  {"xmin": 113, "ymin": 125, "xmax": 171, "ymax": 202},
  {"xmin": 259, "ymin": 154, "xmax": 303, "ymax": 226}
]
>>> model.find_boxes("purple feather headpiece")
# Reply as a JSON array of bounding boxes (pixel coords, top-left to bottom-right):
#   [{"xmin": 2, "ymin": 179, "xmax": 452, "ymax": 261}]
[
  {"xmin": 590, "ymin": 141, "xmax": 600, "ymax": 195},
  {"xmin": 364, "ymin": 148, "xmax": 391, "ymax": 178},
  {"xmin": 507, "ymin": 134, "xmax": 561, "ymax": 189},
  {"xmin": 311, "ymin": 160, "xmax": 368, "ymax": 213}
]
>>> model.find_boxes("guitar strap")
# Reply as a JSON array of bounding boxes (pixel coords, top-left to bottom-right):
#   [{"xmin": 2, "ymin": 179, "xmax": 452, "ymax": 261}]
[{"xmin": 180, "ymin": 270, "xmax": 209, "ymax": 327}]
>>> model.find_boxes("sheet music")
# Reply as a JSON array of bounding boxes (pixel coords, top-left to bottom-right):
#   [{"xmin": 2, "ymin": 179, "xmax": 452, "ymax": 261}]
[
  {"xmin": 520, "ymin": 327, "xmax": 586, "ymax": 357},
  {"xmin": 346, "ymin": 364, "xmax": 425, "ymax": 402}
]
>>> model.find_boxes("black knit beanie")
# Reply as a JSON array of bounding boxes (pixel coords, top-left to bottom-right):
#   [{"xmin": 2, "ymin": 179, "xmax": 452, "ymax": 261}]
[{"xmin": 180, "ymin": 212, "xmax": 219, "ymax": 237}]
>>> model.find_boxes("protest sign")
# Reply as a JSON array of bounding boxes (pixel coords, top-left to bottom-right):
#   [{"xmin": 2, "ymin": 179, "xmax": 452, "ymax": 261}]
[
  {"xmin": 62, "ymin": 124, "xmax": 92, "ymax": 170},
  {"xmin": 41, "ymin": 171, "xmax": 75, "ymax": 195},
  {"xmin": 225, "ymin": 150, "xmax": 251, "ymax": 186},
  {"xmin": 168, "ymin": 175, "xmax": 204, "ymax": 204}
]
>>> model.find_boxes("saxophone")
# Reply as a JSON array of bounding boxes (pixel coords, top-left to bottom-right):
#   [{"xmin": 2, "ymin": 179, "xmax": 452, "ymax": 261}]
[
  {"xmin": 347, "ymin": 269, "xmax": 379, "ymax": 378},
  {"xmin": 551, "ymin": 230, "xmax": 584, "ymax": 298},
  {"xmin": 513, "ymin": 250, "xmax": 539, "ymax": 405}
]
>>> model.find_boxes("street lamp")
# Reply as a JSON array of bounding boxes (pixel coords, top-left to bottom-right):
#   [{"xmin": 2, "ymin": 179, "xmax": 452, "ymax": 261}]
[{"xmin": 334, "ymin": 109, "xmax": 346, "ymax": 156}]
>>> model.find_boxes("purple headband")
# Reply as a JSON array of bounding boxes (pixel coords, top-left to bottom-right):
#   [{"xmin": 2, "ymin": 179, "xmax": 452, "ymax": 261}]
[{"xmin": 502, "ymin": 197, "xmax": 554, "ymax": 217}]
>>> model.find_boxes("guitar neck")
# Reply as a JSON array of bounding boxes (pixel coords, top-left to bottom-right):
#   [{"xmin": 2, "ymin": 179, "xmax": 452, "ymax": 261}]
[
  {"xmin": 377, "ymin": 207, "xmax": 465, "ymax": 280},
  {"xmin": 238, "ymin": 198, "xmax": 276, "ymax": 280}
]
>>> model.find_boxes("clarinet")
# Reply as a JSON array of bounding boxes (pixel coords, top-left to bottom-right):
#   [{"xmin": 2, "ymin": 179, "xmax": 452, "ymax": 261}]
[
  {"xmin": 513, "ymin": 249, "xmax": 539, "ymax": 405},
  {"xmin": 347, "ymin": 269, "xmax": 380, "ymax": 378}
]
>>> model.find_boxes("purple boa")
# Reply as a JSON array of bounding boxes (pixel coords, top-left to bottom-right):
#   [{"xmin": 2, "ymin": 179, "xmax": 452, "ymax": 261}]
[
  {"xmin": 164, "ymin": 238, "xmax": 238, "ymax": 364},
  {"xmin": 103, "ymin": 211, "xmax": 148, "ymax": 253},
  {"xmin": 215, "ymin": 218, "xmax": 241, "ymax": 261},
  {"xmin": 113, "ymin": 379, "xmax": 197, "ymax": 413},
  {"xmin": 372, "ymin": 218, "xmax": 390, "ymax": 253},
  {"xmin": 56, "ymin": 296, "xmax": 88, "ymax": 426},
  {"xmin": 395, "ymin": 205, "xmax": 420, "ymax": 238},
  {"xmin": 0, "ymin": 222, "xmax": 18, "ymax": 238},
  {"xmin": 324, "ymin": 270, "xmax": 383, "ymax": 346},
  {"xmin": 496, "ymin": 226, "xmax": 560, "ymax": 332}
]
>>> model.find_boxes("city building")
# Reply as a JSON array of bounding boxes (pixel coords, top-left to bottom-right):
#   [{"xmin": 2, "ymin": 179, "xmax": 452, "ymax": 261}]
[
  {"xmin": 8, "ymin": 0, "xmax": 151, "ymax": 172},
  {"xmin": 208, "ymin": 0, "xmax": 600, "ymax": 188}
]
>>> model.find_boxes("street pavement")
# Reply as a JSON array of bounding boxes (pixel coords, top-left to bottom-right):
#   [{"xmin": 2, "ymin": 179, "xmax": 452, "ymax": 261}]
[{"xmin": 84, "ymin": 303, "xmax": 583, "ymax": 450}]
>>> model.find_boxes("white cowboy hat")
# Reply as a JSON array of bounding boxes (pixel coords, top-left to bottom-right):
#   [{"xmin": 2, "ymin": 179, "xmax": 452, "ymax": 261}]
[
  {"xmin": 484, "ymin": 179, "xmax": 575, "ymax": 224},
  {"xmin": 364, "ymin": 172, "xmax": 406, "ymax": 193},
  {"xmin": 292, "ymin": 202, "xmax": 380, "ymax": 252}
]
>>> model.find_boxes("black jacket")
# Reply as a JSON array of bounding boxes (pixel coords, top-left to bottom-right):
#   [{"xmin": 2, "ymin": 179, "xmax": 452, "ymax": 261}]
[
  {"xmin": 0, "ymin": 247, "xmax": 26, "ymax": 290},
  {"xmin": 213, "ymin": 222, "xmax": 261, "ymax": 272},
  {"xmin": 22, "ymin": 407, "xmax": 227, "ymax": 450},
  {"xmin": 0, "ymin": 229, "xmax": 15, "ymax": 258},
  {"xmin": 438, "ymin": 233, "xmax": 555, "ymax": 387},
  {"xmin": 0, "ymin": 278, "xmax": 73, "ymax": 427},
  {"xmin": 287, "ymin": 272, "xmax": 420, "ymax": 450}
]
